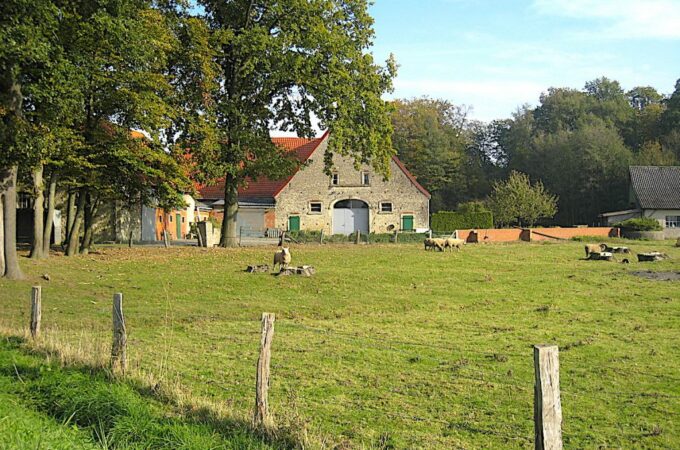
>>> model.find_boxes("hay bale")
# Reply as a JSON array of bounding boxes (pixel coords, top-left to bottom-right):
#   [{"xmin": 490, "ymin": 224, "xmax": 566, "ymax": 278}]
[
  {"xmin": 588, "ymin": 251, "xmax": 614, "ymax": 261},
  {"xmin": 637, "ymin": 252, "xmax": 668, "ymax": 262}
]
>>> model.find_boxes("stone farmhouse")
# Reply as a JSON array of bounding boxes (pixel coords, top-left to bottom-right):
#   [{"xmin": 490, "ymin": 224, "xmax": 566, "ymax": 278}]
[
  {"xmin": 197, "ymin": 131, "xmax": 431, "ymax": 235},
  {"xmin": 601, "ymin": 165, "xmax": 680, "ymax": 239}
]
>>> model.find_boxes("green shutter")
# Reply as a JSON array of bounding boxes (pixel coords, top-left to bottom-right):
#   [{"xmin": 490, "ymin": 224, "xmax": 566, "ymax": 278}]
[
  {"xmin": 288, "ymin": 216, "xmax": 300, "ymax": 231},
  {"xmin": 402, "ymin": 215, "xmax": 414, "ymax": 231}
]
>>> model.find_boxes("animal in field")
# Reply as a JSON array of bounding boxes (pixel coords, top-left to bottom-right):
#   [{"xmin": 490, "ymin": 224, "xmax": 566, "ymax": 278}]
[
  {"xmin": 444, "ymin": 238, "xmax": 465, "ymax": 251},
  {"xmin": 273, "ymin": 247, "xmax": 292, "ymax": 271},
  {"xmin": 424, "ymin": 238, "xmax": 437, "ymax": 251},
  {"xmin": 584, "ymin": 243, "xmax": 606, "ymax": 258},
  {"xmin": 431, "ymin": 238, "xmax": 447, "ymax": 251}
]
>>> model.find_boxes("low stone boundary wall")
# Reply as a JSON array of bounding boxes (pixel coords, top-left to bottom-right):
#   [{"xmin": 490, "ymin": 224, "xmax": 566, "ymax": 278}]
[{"xmin": 456, "ymin": 227, "xmax": 619, "ymax": 243}]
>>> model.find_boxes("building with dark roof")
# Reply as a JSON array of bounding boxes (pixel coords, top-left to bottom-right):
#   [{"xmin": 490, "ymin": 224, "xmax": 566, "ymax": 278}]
[
  {"xmin": 601, "ymin": 166, "xmax": 680, "ymax": 238},
  {"xmin": 197, "ymin": 132, "xmax": 431, "ymax": 235}
]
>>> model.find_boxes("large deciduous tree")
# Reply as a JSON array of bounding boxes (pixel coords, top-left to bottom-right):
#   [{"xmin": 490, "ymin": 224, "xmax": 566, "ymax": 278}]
[
  {"xmin": 57, "ymin": 0, "xmax": 180, "ymax": 255},
  {"xmin": 390, "ymin": 97, "xmax": 467, "ymax": 210},
  {"xmin": 0, "ymin": 0, "xmax": 65, "ymax": 277},
  {"xmin": 184, "ymin": 0, "xmax": 396, "ymax": 247}
]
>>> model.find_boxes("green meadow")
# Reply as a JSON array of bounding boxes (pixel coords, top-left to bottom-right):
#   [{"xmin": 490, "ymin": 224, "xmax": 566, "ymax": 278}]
[{"xmin": 0, "ymin": 240, "xmax": 678, "ymax": 449}]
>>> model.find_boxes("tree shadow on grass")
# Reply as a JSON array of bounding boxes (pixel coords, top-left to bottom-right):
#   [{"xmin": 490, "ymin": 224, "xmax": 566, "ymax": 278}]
[{"xmin": 0, "ymin": 336, "xmax": 302, "ymax": 449}]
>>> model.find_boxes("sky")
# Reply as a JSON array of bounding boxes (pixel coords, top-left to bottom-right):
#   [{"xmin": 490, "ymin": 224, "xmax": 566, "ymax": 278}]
[{"xmin": 368, "ymin": 0, "xmax": 680, "ymax": 122}]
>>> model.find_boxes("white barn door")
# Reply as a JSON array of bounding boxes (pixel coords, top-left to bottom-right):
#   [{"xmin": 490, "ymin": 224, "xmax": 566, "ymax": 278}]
[{"xmin": 332, "ymin": 199, "xmax": 369, "ymax": 235}]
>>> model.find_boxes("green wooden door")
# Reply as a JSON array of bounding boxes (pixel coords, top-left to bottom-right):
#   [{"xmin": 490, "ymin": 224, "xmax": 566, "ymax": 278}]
[
  {"xmin": 402, "ymin": 215, "xmax": 414, "ymax": 231},
  {"xmin": 288, "ymin": 216, "xmax": 300, "ymax": 232},
  {"xmin": 176, "ymin": 214, "xmax": 182, "ymax": 238}
]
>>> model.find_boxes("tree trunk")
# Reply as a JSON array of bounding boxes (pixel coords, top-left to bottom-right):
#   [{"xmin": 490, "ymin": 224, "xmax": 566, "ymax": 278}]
[
  {"xmin": 42, "ymin": 172, "xmax": 58, "ymax": 255},
  {"xmin": 30, "ymin": 165, "xmax": 45, "ymax": 259},
  {"xmin": 80, "ymin": 195, "xmax": 99, "ymax": 255},
  {"xmin": 1, "ymin": 166, "xmax": 24, "ymax": 279},
  {"xmin": 66, "ymin": 189, "xmax": 86, "ymax": 256},
  {"xmin": 65, "ymin": 190, "xmax": 76, "ymax": 247},
  {"xmin": 0, "ymin": 192, "xmax": 5, "ymax": 276},
  {"xmin": 219, "ymin": 172, "xmax": 239, "ymax": 247}
]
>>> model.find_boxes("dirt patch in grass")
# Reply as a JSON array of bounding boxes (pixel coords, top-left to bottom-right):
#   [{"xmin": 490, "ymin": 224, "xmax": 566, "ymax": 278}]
[{"xmin": 631, "ymin": 270, "xmax": 680, "ymax": 281}]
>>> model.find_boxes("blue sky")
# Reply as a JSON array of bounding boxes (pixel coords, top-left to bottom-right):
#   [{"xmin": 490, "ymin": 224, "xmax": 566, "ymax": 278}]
[{"xmin": 369, "ymin": 0, "xmax": 680, "ymax": 122}]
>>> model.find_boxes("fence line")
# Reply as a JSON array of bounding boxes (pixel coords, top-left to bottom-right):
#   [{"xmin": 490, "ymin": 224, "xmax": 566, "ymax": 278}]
[{"xmin": 13, "ymin": 286, "xmax": 680, "ymax": 448}]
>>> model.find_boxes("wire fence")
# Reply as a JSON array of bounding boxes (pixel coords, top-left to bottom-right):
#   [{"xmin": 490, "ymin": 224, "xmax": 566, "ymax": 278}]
[{"xmin": 6, "ymin": 287, "xmax": 679, "ymax": 448}]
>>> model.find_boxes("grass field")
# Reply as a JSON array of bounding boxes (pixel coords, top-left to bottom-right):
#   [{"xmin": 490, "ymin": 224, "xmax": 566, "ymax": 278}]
[{"xmin": 1, "ymin": 239, "xmax": 679, "ymax": 449}]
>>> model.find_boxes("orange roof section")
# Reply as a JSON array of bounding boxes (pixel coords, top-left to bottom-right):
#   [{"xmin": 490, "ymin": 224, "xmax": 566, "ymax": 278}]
[{"xmin": 196, "ymin": 131, "xmax": 430, "ymax": 200}]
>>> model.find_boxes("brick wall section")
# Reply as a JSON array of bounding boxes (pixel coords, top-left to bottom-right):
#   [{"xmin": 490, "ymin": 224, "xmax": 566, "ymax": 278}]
[
  {"xmin": 274, "ymin": 138, "xmax": 430, "ymax": 233},
  {"xmin": 456, "ymin": 227, "xmax": 619, "ymax": 243},
  {"xmin": 530, "ymin": 227, "xmax": 620, "ymax": 241}
]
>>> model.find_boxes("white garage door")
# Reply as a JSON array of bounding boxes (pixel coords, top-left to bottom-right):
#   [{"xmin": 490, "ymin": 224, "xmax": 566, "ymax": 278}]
[
  {"xmin": 332, "ymin": 199, "xmax": 369, "ymax": 235},
  {"xmin": 237, "ymin": 209, "xmax": 265, "ymax": 231}
]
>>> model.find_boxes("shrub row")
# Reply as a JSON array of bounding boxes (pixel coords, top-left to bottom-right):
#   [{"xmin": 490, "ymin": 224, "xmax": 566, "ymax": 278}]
[
  {"xmin": 286, "ymin": 230, "xmax": 428, "ymax": 244},
  {"xmin": 431, "ymin": 211, "xmax": 493, "ymax": 232},
  {"xmin": 615, "ymin": 217, "xmax": 663, "ymax": 231}
]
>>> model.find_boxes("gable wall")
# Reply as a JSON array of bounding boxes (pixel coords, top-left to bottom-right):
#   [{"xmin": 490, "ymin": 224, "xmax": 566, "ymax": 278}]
[{"xmin": 274, "ymin": 139, "xmax": 429, "ymax": 233}]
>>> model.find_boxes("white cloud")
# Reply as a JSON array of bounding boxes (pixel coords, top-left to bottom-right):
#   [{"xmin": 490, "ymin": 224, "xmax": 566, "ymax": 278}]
[
  {"xmin": 533, "ymin": 0, "xmax": 680, "ymax": 39},
  {"xmin": 391, "ymin": 79, "xmax": 547, "ymax": 121}
]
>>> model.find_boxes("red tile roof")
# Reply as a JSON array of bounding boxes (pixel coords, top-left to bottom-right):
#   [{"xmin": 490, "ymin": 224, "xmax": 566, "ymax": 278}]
[
  {"xmin": 197, "ymin": 133, "xmax": 328, "ymax": 199},
  {"xmin": 196, "ymin": 131, "xmax": 430, "ymax": 200}
]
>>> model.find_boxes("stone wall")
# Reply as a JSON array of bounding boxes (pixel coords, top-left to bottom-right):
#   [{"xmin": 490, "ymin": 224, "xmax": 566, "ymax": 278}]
[{"xmin": 273, "ymin": 139, "xmax": 430, "ymax": 234}]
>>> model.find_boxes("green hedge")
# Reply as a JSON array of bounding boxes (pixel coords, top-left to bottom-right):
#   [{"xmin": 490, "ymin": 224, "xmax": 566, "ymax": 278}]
[
  {"xmin": 615, "ymin": 217, "xmax": 663, "ymax": 231},
  {"xmin": 431, "ymin": 211, "xmax": 493, "ymax": 232},
  {"xmin": 286, "ymin": 230, "xmax": 428, "ymax": 244}
]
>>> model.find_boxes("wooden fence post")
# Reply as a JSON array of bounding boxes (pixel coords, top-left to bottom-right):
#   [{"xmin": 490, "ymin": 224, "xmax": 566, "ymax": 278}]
[
  {"xmin": 30, "ymin": 286, "xmax": 41, "ymax": 339},
  {"xmin": 355, "ymin": 230, "xmax": 361, "ymax": 244},
  {"xmin": 111, "ymin": 293, "xmax": 127, "ymax": 374},
  {"xmin": 394, "ymin": 229, "xmax": 399, "ymax": 243},
  {"xmin": 254, "ymin": 313, "xmax": 275, "ymax": 428},
  {"xmin": 534, "ymin": 345, "xmax": 562, "ymax": 450},
  {"xmin": 319, "ymin": 229, "xmax": 324, "ymax": 244}
]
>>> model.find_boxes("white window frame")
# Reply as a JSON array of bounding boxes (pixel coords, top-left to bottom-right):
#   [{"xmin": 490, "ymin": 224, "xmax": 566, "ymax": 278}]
[
  {"xmin": 361, "ymin": 171, "xmax": 370, "ymax": 185},
  {"xmin": 380, "ymin": 202, "xmax": 393, "ymax": 213},
  {"xmin": 309, "ymin": 202, "xmax": 323, "ymax": 214},
  {"xmin": 666, "ymin": 215, "xmax": 680, "ymax": 228},
  {"xmin": 331, "ymin": 173, "xmax": 339, "ymax": 186}
]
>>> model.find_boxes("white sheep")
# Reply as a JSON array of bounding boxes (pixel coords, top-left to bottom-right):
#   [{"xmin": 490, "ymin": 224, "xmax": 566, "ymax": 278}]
[
  {"xmin": 273, "ymin": 247, "xmax": 292, "ymax": 271},
  {"xmin": 584, "ymin": 243, "xmax": 606, "ymax": 258},
  {"xmin": 431, "ymin": 238, "xmax": 447, "ymax": 252},
  {"xmin": 444, "ymin": 238, "xmax": 465, "ymax": 251}
]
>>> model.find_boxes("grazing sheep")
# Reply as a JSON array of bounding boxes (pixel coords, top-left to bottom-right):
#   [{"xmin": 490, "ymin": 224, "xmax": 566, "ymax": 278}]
[
  {"xmin": 273, "ymin": 247, "xmax": 292, "ymax": 271},
  {"xmin": 445, "ymin": 238, "xmax": 465, "ymax": 251},
  {"xmin": 431, "ymin": 238, "xmax": 447, "ymax": 252},
  {"xmin": 424, "ymin": 238, "xmax": 435, "ymax": 251},
  {"xmin": 584, "ymin": 243, "xmax": 606, "ymax": 258}
]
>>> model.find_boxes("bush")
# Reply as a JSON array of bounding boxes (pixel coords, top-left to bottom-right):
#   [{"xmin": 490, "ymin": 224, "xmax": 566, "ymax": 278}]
[
  {"xmin": 616, "ymin": 217, "xmax": 662, "ymax": 231},
  {"xmin": 431, "ymin": 211, "xmax": 493, "ymax": 232}
]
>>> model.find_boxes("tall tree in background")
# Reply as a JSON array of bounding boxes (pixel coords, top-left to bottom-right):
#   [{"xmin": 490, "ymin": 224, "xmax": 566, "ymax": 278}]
[
  {"xmin": 390, "ymin": 98, "xmax": 467, "ymax": 210},
  {"xmin": 187, "ymin": 0, "xmax": 396, "ymax": 247}
]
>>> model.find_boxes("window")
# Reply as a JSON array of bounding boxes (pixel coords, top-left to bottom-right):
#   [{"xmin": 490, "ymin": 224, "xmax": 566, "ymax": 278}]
[
  {"xmin": 181, "ymin": 217, "xmax": 185, "ymax": 223},
  {"xmin": 331, "ymin": 173, "xmax": 339, "ymax": 185},
  {"xmin": 361, "ymin": 172, "xmax": 370, "ymax": 185},
  {"xmin": 666, "ymin": 216, "xmax": 680, "ymax": 228},
  {"xmin": 310, "ymin": 202, "xmax": 322, "ymax": 213},
  {"xmin": 159, "ymin": 216, "xmax": 163, "ymax": 223},
  {"xmin": 17, "ymin": 193, "xmax": 32, "ymax": 209},
  {"xmin": 169, "ymin": 215, "xmax": 173, "ymax": 222},
  {"xmin": 380, "ymin": 202, "xmax": 393, "ymax": 213}
]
